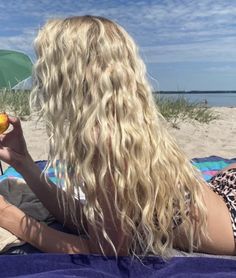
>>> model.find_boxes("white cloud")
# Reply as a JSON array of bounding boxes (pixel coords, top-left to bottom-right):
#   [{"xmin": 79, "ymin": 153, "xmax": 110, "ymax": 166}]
[
  {"xmin": 205, "ymin": 65, "xmax": 236, "ymax": 74},
  {"xmin": 141, "ymin": 36, "xmax": 236, "ymax": 63},
  {"xmin": 0, "ymin": 0, "xmax": 236, "ymax": 65}
]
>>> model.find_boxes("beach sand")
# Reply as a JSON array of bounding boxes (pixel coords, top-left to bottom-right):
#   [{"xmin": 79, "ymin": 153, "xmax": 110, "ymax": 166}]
[
  {"xmin": 169, "ymin": 107, "xmax": 236, "ymax": 159},
  {"xmin": 2, "ymin": 107, "xmax": 236, "ymax": 170}
]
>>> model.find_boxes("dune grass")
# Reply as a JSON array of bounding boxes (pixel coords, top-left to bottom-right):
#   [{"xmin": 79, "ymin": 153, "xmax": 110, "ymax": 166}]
[
  {"xmin": 0, "ymin": 90, "xmax": 218, "ymax": 126},
  {"xmin": 155, "ymin": 94, "xmax": 218, "ymax": 128},
  {"xmin": 0, "ymin": 89, "xmax": 31, "ymax": 119}
]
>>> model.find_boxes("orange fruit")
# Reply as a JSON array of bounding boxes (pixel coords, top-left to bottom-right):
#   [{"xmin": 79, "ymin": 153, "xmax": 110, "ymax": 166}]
[{"xmin": 0, "ymin": 113, "xmax": 9, "ymax": 134}]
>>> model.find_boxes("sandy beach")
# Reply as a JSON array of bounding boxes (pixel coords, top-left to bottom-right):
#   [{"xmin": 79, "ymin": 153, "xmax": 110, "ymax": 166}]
[
  {"xmin": 2, "ymin": 107, "xmax": 236, "ymax": 170},
  {"xmin": 169, "ymin": 107, "xmax": 236, "ymax": 159}
]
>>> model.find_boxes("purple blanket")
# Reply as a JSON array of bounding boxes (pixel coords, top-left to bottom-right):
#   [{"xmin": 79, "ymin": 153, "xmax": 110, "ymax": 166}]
[{"xmin": 0, "ymin": 253, "xmax": 236, "ymax": 277}]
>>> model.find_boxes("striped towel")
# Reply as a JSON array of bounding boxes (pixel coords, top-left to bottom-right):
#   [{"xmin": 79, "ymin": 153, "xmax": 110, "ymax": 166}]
[{"xmin": 2, "ymin": 156, "xmax": 236, "ymax": 183}]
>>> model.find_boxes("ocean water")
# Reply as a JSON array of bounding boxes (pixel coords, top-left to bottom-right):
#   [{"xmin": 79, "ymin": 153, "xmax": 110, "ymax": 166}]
[{"xmin": 156, "ymin": 93, "xmax": 236, "ymax": 107}]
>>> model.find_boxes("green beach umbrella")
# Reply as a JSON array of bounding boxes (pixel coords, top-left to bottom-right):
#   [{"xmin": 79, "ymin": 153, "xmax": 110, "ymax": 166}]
[{"xmin": 0, "ymin": 50, "xmax": 33, "ymax": 89}]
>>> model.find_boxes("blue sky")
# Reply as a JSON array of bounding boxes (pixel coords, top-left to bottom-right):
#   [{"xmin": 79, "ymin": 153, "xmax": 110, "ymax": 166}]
[{"xmin": 0, "ymin": 0, "xmax": 236, "ymax": 91}]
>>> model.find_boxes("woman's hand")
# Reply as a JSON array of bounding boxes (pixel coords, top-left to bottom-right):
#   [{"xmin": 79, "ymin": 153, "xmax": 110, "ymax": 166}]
[{"xmin": 0, "ymin": 116, "xmax": 31, "ymax": 168}]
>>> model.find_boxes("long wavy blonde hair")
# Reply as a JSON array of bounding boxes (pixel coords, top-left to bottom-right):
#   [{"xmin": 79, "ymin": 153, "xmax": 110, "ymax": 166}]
[{"xmin": 30, "ymin": 15, "xmax": 207, "ymax": 256}]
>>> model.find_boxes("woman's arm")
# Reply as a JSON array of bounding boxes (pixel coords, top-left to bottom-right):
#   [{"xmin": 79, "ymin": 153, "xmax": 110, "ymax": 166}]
[
  {"xmin": 0, "ymin": 197, "xmax": 89, "ymax": 253},
  {"xmin": 0, "ymin": 116, "xmax": 86, "ymax": 233},
  {"xmin": 15, "ymin": 155, "xmax": 86, "ymax": 233}
]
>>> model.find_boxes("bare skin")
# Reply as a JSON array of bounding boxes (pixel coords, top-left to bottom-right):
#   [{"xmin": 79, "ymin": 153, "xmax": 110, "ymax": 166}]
[
  {"xmin": 174, "ymin": 169, "xmax": 236, "ymax": 255},
  {"xmin": 198, "ymin": 162, "xmax": 236, "ymax": 255},
  {"xmin": 0, "ymin": 116, "xmax": 90, "ymax": 253},
  {"xmin": 197, "ymin": 181, "xmax": 235, "ymax": 255}
]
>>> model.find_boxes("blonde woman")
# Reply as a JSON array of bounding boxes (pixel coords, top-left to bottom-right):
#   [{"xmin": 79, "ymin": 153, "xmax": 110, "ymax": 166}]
[{"xmin": 0, "ymin": 15, "xmax": 234, "ymax": 256}]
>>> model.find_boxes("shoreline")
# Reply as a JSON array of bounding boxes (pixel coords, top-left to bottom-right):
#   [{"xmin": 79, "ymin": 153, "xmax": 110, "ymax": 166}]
[{"xmin": 156, "ymin": 92, "xmax": 236, "ymax": 108}]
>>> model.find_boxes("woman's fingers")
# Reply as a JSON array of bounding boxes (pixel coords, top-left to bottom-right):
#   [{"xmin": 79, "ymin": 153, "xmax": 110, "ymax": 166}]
[
  {"xmin": 8, "ymin": 116, "xmax": 21, "ymax": 128},
  {"xmin": 7, "ymin": 116, "xmax": 23, "ymax": 135},
  {"xmin": 0, "ymin": 146, "xmax": 11, "ymax": 163},
  {"xmin": 0, "ymin": 134, "xmax": 6, "ymax": 142}
]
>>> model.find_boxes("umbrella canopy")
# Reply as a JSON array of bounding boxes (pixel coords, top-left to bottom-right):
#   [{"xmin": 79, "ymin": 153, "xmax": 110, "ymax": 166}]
[{"xmin": 0, "ymin": 50, "xmax": 33, "ymax": 89}]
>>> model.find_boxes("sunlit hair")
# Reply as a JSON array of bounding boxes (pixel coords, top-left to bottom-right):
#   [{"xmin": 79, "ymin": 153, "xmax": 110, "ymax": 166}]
[{"xmin": 30, "ymin": 15, "xmax": 207, "ymax": 257}]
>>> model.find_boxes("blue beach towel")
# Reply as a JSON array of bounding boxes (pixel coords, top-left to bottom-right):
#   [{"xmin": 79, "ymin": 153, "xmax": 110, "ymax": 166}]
[
  {"xmin": 192, "ymin": 155, "xmax": 236, "ymax": 181},
  {"xmin": 0, "ymin": 156, "xmax": 235, "ymax": 277},
  {"xmin": 3, "ymin": 155, "xmax": 236, "ymax": 182}
]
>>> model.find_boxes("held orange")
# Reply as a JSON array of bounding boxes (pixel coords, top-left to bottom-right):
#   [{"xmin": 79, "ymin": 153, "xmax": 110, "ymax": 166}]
[{"xmin": 0, "ymin": 113, "xmax": 9, "ymax": 134}]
